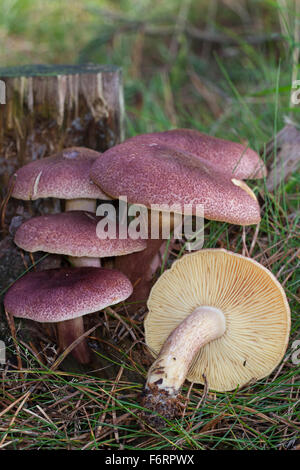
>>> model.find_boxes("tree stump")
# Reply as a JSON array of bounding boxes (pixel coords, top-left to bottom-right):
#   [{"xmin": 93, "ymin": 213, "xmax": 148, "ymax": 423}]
[{"xmin": 0, "ymin": 64, "xmax": 124, "ymax": 191}]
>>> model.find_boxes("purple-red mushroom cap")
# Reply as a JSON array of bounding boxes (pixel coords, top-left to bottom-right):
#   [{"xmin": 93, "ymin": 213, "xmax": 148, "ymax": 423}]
[
  {"xmin": 90, "ymin": 141, "xmax": 261, "ymax": 226},
  {"xmin": 11, "ymin": 147, "xmax": 110, "ymax": 201},
  {"xmin": 4, "ymin": 267, "xmax": 133, "ymax": 323},
  {"xmin": 123, "ymin": 129, "xmax": 267, "ymax": 179},
  {"xmin": 14, "ymin": 211, "xmax": 147, "ymax": 258}
]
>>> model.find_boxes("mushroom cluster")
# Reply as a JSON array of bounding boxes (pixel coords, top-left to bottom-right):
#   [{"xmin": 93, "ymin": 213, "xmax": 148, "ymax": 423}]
[
  {"xmin": 5, "ymin": 128, "xmax": 286, "ymax": 407},
  {"xmin": 4, "ymin": 147, "xmax": 146, "ymax": 363},
  {"xmin": 90, "ymin": 128, "xmax": 266, "ymax": 303}
]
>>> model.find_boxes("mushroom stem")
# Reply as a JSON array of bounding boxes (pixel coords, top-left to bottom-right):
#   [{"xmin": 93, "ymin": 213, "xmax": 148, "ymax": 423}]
[
  {"xmin": 56, "ymin": 255, "xmax": 100, "ymax": 364},
  {"xmin": 58, "ymin": 198, "xmax": 100, "ymax": 363},
  {"xmin": 115, "ymin": 238, "xmax": 164, "ymax": 305},
  {"xmin": 141, "ymin": 306, "xmax": 226, "ymax": 426},
  {"xmin": 68, "ymin": 256, "xmax": 101, "ymax": 268},
  {"xmin": 65, "ymin": 198, "xmax": 97, "ymax": 212},
  {"xmin": 56, "ymin": 317, "xmax": 91, "ymax": 364},
  {"xmin": 115, "ymin": 209, "xmax": 178, "ymax": 308}
]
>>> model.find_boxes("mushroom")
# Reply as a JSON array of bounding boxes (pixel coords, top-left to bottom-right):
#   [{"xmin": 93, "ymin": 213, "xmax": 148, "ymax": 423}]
[
  {"xmin": 141, "ymin": 249, "xmax": 290, "ymax": 426},
  {"xmin": 4, "ymin": 267, "xmax": 133, "ymax": 363},
  {"xmin": 123, "ymin": 129, "xmax": 267, "ymax": 179},
  {"xmin": 10, "ymin": 147, "xmax": 139, "ymax": 362},
  {"xmin": 14, "ymin": 211, "xmax": 146, "ymax": 264},
  {"xmin": 12, "ymin": 211, "xmax": 146, "ymax": 363},
  {"xmin": 90, "ymin": 139, "xmax": 262, "ymax": 305},
  {"xmin": 12, "ymin": 146, "xmax": 109, "ymax": 212}
]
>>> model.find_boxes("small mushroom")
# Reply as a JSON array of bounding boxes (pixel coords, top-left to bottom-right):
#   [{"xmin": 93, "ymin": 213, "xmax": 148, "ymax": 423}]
[
  {"xmin": 90, "ymin": 139, "xmax": 262, "ymax": 305},
  {"xmin": 4, "ymin": 267, "xmax": 133, "ymax": 362},
  {"xmin": 12, "ymin": 146, "xmax": 111, "ymax": 265},
  {"xmin": 12, "ymin": 146, "xmax": 109, "ymax": 212},
  {"xmin": 14, "ymin": 211, "xmax": 146, "ymax": 261},
  {"xmin": 141, "ymin": 249, "xmax": 290, "ymax": 427}
]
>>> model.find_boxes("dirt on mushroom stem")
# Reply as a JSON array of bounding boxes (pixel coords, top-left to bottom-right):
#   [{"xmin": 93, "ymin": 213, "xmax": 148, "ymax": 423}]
[
  {"xmin": 140, "ymin": 383, "xmax": 185, "ymax": 428},
  {"xmin": 140, "ymin": 306, "xmax": 225, "ymax": 426},
  {"xmin": 141, "ymin": 249, "xmax": 291, "ymax": 426}
]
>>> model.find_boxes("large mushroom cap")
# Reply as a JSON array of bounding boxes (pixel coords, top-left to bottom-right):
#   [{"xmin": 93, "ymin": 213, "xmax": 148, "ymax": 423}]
[
  {"xmin": 90, "ymin": 142, "xmax": 261, "ymax": 225},
  {"xmin": 125, "ymin": 129, "xmax": 267, "ymax": 179},
  {"xmin": 14, "ymin": 211, "xmax": 147, "ymax": 257},
  {"xmin": 145, "ymin": 249, "xmax": 290, "ymax": 392},
  {"xmin": 12, "ymin": 147, "xmax": 109, "ymax": 200},
  {"xmin": 4, "ymin": 267, "xmax": 133, "ymax": 323}
]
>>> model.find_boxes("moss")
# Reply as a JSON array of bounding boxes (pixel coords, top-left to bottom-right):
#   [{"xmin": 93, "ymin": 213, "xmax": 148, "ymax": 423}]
[{"xmin": 0, "ymin": 64, "xmax": 120, "ymax": 78}]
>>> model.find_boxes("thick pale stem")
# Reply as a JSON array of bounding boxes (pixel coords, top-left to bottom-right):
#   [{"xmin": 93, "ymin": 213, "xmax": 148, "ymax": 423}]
[
  {"xmin": 68, "ymin": 256, "xmax": 101, "ymax": 268},
  {"xmin": 65, "ymin": 198, "xmax": 97, "ymax": 212},
  {"xmin": 141, "ymin": 307, "xmax": 226, "ymax": 426},
  {"xmin": 56, "ymin": 317, "xmax": 90, "ymax": 364},
  {"xmin": 146, "ymin": 307, "xmax": 226, "ymax": 395}
]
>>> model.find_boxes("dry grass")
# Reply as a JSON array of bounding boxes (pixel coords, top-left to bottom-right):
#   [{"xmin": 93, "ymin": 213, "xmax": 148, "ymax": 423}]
[{"xmin": 0, "ymin": 0, "xmax": 299, "ymax": 450}]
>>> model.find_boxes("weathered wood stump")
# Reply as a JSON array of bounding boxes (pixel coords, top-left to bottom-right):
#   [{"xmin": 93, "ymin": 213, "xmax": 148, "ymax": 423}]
[{"xmin": 0, "ymin": 64, "xmax": 124, "ymax": 191}]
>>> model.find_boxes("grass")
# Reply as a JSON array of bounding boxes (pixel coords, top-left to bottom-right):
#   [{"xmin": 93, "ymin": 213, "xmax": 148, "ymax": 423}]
[{"xmin": 0, "ymin": 0, "xmax": 299, "ymax": 451}]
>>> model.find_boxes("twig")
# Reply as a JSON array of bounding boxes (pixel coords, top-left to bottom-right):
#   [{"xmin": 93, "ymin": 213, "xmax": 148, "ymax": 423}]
[
  {"xmin": 105, "ymin": 307, "xmax": 137, "ymax": 342},
  {"xmin": 4, "ymin": 310, "xmax": 23, "ymax": 373},
  {"xmin": 242, "ymin": 226, "xmax": 250, "ymax": 257},
  {"xmin": 249, "ymin": 222, "xmax": 260, "ymax": 257}
]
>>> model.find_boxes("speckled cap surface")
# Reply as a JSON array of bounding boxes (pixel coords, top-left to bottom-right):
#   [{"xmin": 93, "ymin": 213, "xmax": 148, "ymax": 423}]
[
  {"xmin": 90, "ymin": 142, "xmax": 261, "ymax": 225},
  {"xmin": 12, "ymin": 147, "xmax": 110, "ymax": 200},
  {"xmin": 4, "ymin": 267, "xmax": 133, "ymax": 322},
  {"xmin": 121, "ymin": 129, "xmax": 266, "ymax": 179},
  {"xmin": 14, "ymin": 211, "xmax": 147, "ymax": 257}
]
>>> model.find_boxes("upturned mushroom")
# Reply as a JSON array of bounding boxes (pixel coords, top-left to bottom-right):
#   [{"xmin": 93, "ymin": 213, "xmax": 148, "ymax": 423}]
[
  {"xmin": 141, "ymin": 249, "xmax": 290, "ymax": 427},
  {"xmin": 90, "ymin": 138, "xmax": 262, "ymax": 304},
  {"xmin": 4, "ymin": 267, "xmax": 133, "ymax": 362}
]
